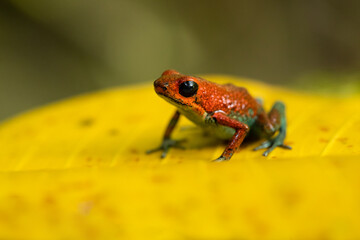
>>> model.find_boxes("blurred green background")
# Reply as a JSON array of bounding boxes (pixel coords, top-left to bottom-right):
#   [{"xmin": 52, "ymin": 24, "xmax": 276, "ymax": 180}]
[{"xmin": 1, "ymin": 0, "xmax": 360, "ymax": 121}]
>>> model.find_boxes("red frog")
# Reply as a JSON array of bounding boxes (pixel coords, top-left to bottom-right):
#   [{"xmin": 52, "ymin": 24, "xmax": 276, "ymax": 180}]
[{"xmin": 147, "ymin": 70, "xmax": 291, "ymax": 162}]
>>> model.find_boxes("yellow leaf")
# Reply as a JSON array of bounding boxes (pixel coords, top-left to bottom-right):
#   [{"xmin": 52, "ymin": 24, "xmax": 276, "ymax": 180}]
[{"xmin": 0, "ymin": 76, "xmax": 360, "ymax": 239}]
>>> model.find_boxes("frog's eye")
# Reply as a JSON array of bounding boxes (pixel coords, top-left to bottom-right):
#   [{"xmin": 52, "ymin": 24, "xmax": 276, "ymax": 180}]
[{"xmin": 179, "ymin": 81, "xmax": 198, "ymax": 97}]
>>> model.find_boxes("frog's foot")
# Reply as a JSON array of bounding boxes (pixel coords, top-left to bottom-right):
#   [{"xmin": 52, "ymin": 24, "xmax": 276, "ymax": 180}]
[
  {"xmin": 253, "ymin": 134, "xmax": 291, "ymax": 157},
  {"xmin": 146, "ymin": 138, "xmax": 186, "ymax": 158}
]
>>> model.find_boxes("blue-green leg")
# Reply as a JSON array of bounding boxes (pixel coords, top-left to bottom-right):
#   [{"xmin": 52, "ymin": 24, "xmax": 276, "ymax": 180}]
[
  {"xmin": 253, "ymin": 101, "xmax": 291, "ymax": 156},
  {"xmin": 146, "ymin": 111, "xmax": 185, "ymax": 158}
]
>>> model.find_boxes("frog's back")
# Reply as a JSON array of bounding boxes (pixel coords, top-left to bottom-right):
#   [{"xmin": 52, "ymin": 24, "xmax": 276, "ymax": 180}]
[
  {"xmin": 194, "ymin": 81, "xmax": 259, "ymax": 139},
  {"xmin": 197, "ymin": 81, "xmax": 259, "ymax": 119}
]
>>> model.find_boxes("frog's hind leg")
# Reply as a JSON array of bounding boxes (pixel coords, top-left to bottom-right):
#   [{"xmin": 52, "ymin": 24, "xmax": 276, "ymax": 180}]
[{"xmin": 254, "ymin": 101, "xmax": 291, "ymax": 156}]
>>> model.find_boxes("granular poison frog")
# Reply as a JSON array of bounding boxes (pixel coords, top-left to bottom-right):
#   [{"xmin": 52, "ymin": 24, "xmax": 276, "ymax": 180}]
[{"xmin": 147, "ymin": 70, "xmax": 291, "ymax": 162}]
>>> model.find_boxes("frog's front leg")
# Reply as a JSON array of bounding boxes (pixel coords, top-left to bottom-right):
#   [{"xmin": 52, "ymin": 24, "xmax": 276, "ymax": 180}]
[
  {"xmin": 211, "ymin": 112, "xmax": 249, "ymax": 162},
  {"xmin": 254, "ymin": 101, "xmax": 291, "ymax": 156},
  {"xmin": 146, "ymin": 110, "xmax": 185, "ymax": 158}
]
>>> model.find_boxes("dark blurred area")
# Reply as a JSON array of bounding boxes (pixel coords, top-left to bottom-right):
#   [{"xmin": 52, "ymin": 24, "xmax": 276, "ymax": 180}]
[{"xmin": 1, "ymin": 0, "xmax": 360, "ymax": 121}]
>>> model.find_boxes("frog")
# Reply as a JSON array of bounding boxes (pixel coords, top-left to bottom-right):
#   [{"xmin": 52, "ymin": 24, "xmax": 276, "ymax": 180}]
[{"xmin": 147, "ymin": 70, "xmax": 291, "ymax": 162}]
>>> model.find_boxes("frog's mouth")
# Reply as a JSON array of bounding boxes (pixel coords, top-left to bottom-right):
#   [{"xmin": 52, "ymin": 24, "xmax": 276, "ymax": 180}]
[{"xmin": 157, "ymin": 93, "xmax": 187, "ymax": 107}]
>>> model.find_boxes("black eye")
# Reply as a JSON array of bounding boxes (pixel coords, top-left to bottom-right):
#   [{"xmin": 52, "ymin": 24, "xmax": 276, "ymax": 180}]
[{"xmin": 179, "ymin": 81, "xmax": 198, "ymax": 97}]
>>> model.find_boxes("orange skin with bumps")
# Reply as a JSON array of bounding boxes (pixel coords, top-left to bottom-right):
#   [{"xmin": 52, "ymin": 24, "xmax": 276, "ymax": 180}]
[
  {"xmin": 155, "ymin": 70, "xmax": 259, "ymax": 121},
  {"xmin": 148, "ymin": 70, "xmax": 291, "ymax": 161}
]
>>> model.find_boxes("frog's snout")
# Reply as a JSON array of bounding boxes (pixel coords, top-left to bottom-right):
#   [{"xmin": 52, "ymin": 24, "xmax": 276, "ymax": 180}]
[{"xmin": 154, "ymin": 80, "xmax": 168, "ymax": 95}]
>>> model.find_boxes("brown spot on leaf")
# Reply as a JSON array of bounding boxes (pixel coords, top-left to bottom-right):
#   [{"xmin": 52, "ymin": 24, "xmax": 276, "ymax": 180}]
[
  {"xmin": 151, "ymin": 174, "xmax": 171, "ymax": 183},
  {"xmin": 108, "ymin": 129, "xmax": 119, "ymax": 136},
  {"xmin": 85, "ymin": 157, "xmax": 94, "ymax": 167},
  {"xmin": 129, "ymin": 148, "xmax": 138, "ymax": 154},
  {"xmin": 319, "ymin": 138, "xmax": 329, "ymax": 143},
  {"xmin": 319, "ymin": 126, "xmax": 330, "ymax": 132},
  {"xmin": 161, "ymin": 204, "xmax": 183, "ymax": 220},
  {"xmin": 243, "ymin": 208, "xmax": 269, "ymax": 236},
  {"xmin": 331, "ymin": 159, "xmax": 344, "ymax": 168},
  {"xmin": 337, "ymin": 137, "xmax": 348, "ymax": 144},
  {"xmin": 43, "ymin": 194, "xmax": 56, "ymax": 206},
  {"xmin": 8, "ymin": 194, "xmax": 27, "ymax": 212},
  {"xmin": 79, "ymin": 118, "xmax": 95, "ymax": 127},
  {"xmin": 102, "ymin": 207, "xmax": 118, "ymax": 219},
  {"xmin": 280, "ymin": 189, "xmax": 301, "ymax": 208}
]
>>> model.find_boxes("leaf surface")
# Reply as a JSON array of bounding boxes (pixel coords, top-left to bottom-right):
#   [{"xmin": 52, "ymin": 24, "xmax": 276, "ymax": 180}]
[{"xmin": 0, "ymin": 76, "xmax": 360, "ymax": 239}]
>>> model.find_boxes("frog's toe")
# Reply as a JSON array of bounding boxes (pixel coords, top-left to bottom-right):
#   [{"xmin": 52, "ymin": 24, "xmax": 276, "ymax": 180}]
[
  {"xmin": 146, "ymin": 138, "xmax": 186, "ymax": 158},
  {"xmin": 212, "ymin": 156, "xmax": 228, "ymax": 162},
  {"xmin": 146, "ymin": 146, "xmax": 162, "ymax": 154},
  {"xmin": 253, "ymin": 140, "xmax": 272, "ymax": 151},
  {"xmin": 254, "ymin": 138, "xmax": 291, "ymax": 156},
  {"xmin": 160, "ymin": 148, "xmax": 170, "ymax": 158},
  {"xmin": 280, "ymin": 144, "xmax": 292, "ymax": 150},
  {"xmin": 261, "ymin": 141, "xmax": 292, "ymax": 156},
  {"xmin": 262, "ymin": 145, "xmax": 277, "ymax": 156}
]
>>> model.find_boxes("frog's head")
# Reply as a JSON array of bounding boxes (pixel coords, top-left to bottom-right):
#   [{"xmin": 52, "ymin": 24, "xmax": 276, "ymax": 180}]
[{"xmin": 154, "ymin": 70, "xmax": 204, "ymax": 114}]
